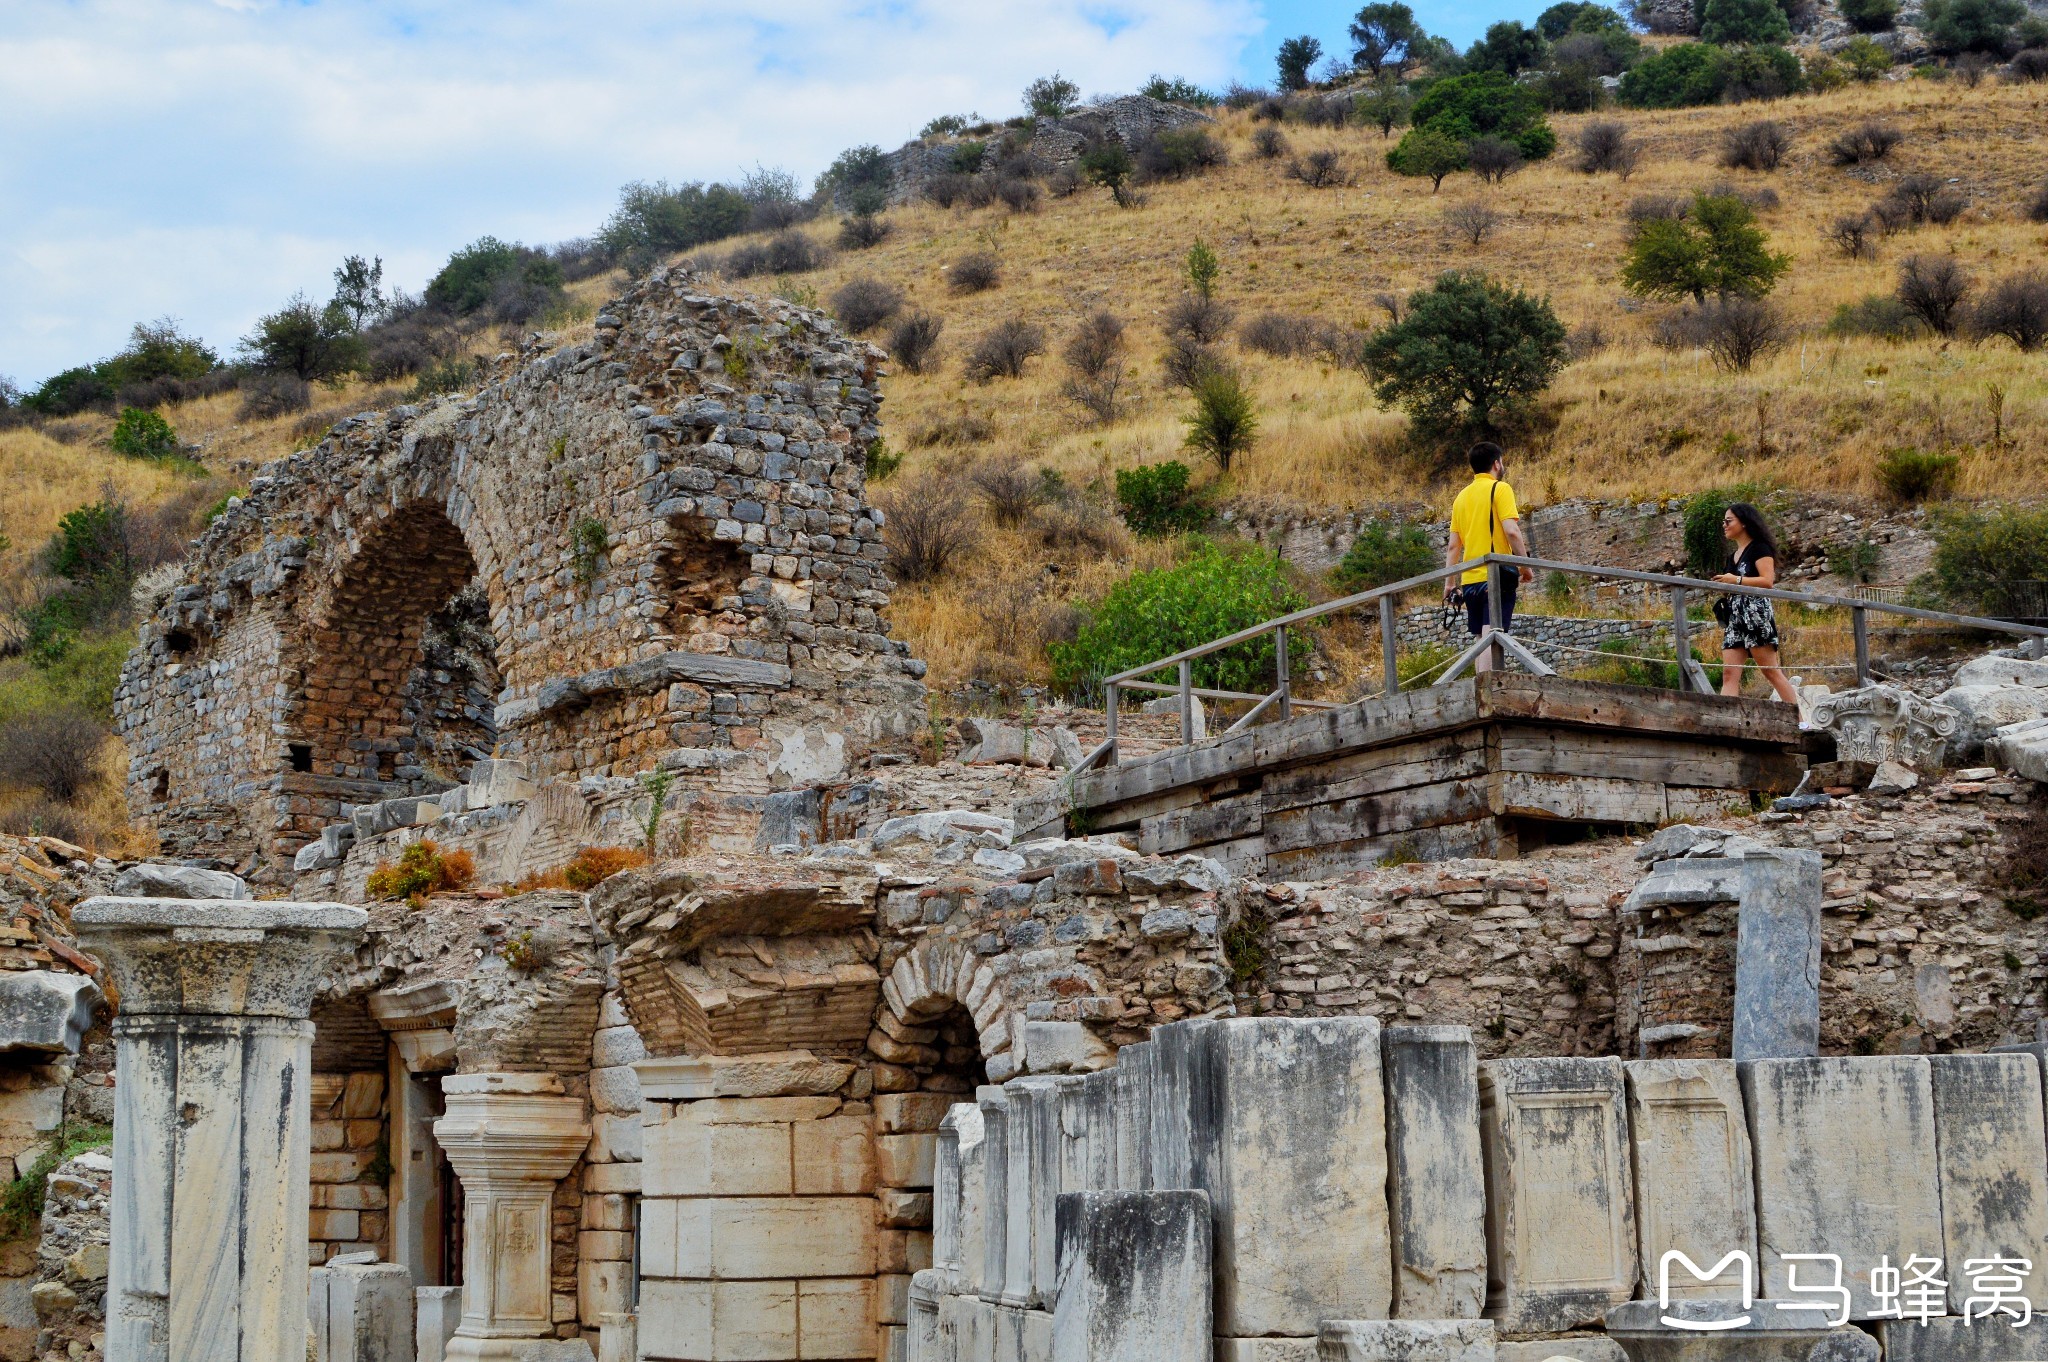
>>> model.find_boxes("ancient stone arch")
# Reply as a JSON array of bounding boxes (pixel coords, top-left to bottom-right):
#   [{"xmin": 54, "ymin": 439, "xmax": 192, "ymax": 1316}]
[
  {"xmin": 116, "ymin": 270, "xmax": 928, "ymax": 880},
  {"xmin": 883, "ymin": 937, "xmax": 1014, "ymax": 1074}
]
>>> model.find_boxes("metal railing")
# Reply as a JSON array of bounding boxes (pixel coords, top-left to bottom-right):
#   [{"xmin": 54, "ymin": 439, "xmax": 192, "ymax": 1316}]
[{"xmin": 1075, "ymin": 553, "xmax": 2048, "ymax": 773}]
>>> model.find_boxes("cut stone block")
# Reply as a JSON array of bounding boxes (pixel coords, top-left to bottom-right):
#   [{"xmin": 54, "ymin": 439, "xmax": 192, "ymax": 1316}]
[
  {"xmin": 1875, "ymin": 1315, "xmax": 2048, "ymax": 1361},
  {"xmin": 644, "ymin": 1116, "xmax": 794, "ymax": 1198},
  {"xmin": 979, "ymin": 1086, "xmax": 1011, "ymax": 1302},
  {"xmin": 1382, "ymin": 1025, "xmax": 1487, "ymax": 1319},
  {"xmin": 108, "ymin": 861, "xmax": 251, "ymax": 900},
  {"xmin": 1605, "ymin": 1299, "xmax": 1877, "ymax": 1361},
  {"xmin": 1741, "ymin": 1057, "xmax": 1943, "ymax": 1320},
  {"xmin": 1001, "ymin": 1077, "xmax": 1065, "ymax": 1309},
  {"xmin": 1213, "ymin": 1343, "xmax": 1317, "ymax": 1362},
  {"xmin": 467, "ymin": 758, "xmax": 535, "ymax": 807},
  {"xmin": 315, "ymin": 1262, "xmax": 413, "ymax": 1362},
  {"xmin": 1052, "ymin": 1190, "xmax": 1210, "ymax": 1362},
  {"xmin": 799, "ymin": 1277, "xmax": 876, "ymax": 1359},
  {"xmin": 1314, "ymin": 1320, "xmax": 1494, "ymax": 1362},
  {"xmin": 0, "ymin": 970, "xmax": 100, "ymax": 1057},
  {"xmin": 1022, "ymin": 1021, "xmax": 1114, "ymax": 1075},
  {"xmin": 942, "ymin": 1102, "xmax": 986, "ymax": 1293},
  {"xmin": 1112, "ymin": 1042, "xmax": 1155, "ymax": 1192},
  {"xmin": 417, "ymin": 1286, "xmax": 462, "ymax": 1362},
  {"xmin": 946, "ymin": 1293, "xmax": 998, "ymax": 1362},
  {"xmin": 1623, "ymin": 1060, "xmax": 1756, "ymax": 1303},
  {"xmin": 636, "ymin": 1052, "xmax": 855, "ymax": 1101},
  {"xmin": 910, "ymin": 1269, "xmax": 947, "ymax": 1362},
  {"xmin": 1478, "ymin": 1057, "xmax": 1636, "ymax": 1334},
  {"xmin": 793, "ymin": 1115, "xmax": 877, "ymax": 1195},
  {"xmin": 1058, "ymin": 1073, "xmax": 1116, "ymax": 1197},
  {"xmin": 660, "ymin": 1196, "xmax": 877, "ymax": 1279},
  {"xmin": 1928, "ymin": 1052, "xmax": 2048, "ymax": 1315},
  {"xmin": 639, "ymin": 1278, "xmax": 797, "ymax": 1361},
  {"xmin": 1493, "ymin": 1343, "xmax": 1624, "ymax": 1362},
  {"xmin": 992, "ymin": 1304, "xmax": 1053, "ymax": 1362},
  {"xmin": 1179, "ymin": 1017, "xmax": 1393, "ymax": 1335}
]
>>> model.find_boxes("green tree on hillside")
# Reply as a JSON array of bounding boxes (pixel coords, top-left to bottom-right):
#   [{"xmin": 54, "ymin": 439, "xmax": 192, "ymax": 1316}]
[
  {"xmin": 1278, "ymin": 36, "xmax": 1324, "ymax": 89},
  {"xmin": 1618, "ymin": 43, "xmax": 1733, "ymax": 107},
  {"xmin": 1406, "ymin": 71, "xmax": 1557, "ymax": 159},
  {"xmin": 1386, "ymin": 128, "xmax": 1466, "ymax": 189},
  {"xmin": 1466, "ymin": 20, "xmax": 1550, "ymax": 74},
  {"xmin": 1699, "ymin": 0, "xmax": 1793, "ymax": 45},
  {"xmin": 1361, "ymin": 272, "xmax": 1568, "ymax": 440},
  {"xmin": 1350, "ymin": 2, "xmax": 1426, "ymax": 76},
  {"xmin": 1622, "ymin": 193, "xmax": 1790, "ymax": 304},
  {"xmin": 598, "ymin": 182, "xmax": 750, "ymax": 274},
  {"xmin": 108, "ymin": 408, "xmax": 178, "ymax": 461},
  {"xmin": 1024, "ymin": 73, "xmax": 1082, "ymax": 117},
  {"xmin": 331, "ymin": 256, "xmax": 386, "ymax": 330},
  {"xmin": 423, "ymin": 237, "xmax": 564, "ymax": 318},
  {"xmin": 1353, "ymin": 78, "xmax": 1415, "ymax": 137},
  {"xmin": 239, "ymin": 294, "xmax": 365, "ymax": 381},
  {"xmin": 1920, "ymin": 0, "xmax": 2025, "ymax": 51}
]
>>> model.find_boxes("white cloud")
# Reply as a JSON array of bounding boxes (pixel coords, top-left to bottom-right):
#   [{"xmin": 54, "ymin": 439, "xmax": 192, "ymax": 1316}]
[{"xmin": 0, "ymin": 0, "xmax": 1262, "ymax": 384}]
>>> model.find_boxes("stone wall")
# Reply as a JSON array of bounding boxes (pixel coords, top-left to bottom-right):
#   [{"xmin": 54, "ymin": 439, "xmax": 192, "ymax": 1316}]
[
  {"xmin": 115, "ymin": 267, "xmax": 928, "ymax": 882},
  {"xmin": 309, "ymin": 1072, "xmax": 391, "ymax": 1261}
]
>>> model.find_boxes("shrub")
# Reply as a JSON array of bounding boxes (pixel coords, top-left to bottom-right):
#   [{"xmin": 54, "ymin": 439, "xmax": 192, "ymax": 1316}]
[
  {"xmin": 1332, "ymin": 519, "xmax": 1439, "ymax": 593},
  {"xmin": 1467, "ymin": 137, "xmax": 1525, "ymax": 184},
  {"xmin": 1622, "ymin": 193, "xmax": 1789, "ymax": 303},
  {"xmin": 962, "ymin": 319, "xmax": 1046, "ymax": 381},
  {"xmin": 1138, "ymin": 129, "xmax": 1228, "ymax": 180},
  {"xmin": 597, "ymin": 181, "xmax": 751, "ymax": 273},
  {"xmin": 409, "ymin": 357, "xmax": 476, "ymax": 401},
  {"xmin": 1079, "ymin": 140, "xmax": 1139, "ymax": 207},
  {"xmin": 1929, "ymin": 504, "xmax": 2048, "ymax": 615},
  {"xmin": 1048, "ymin": 542, "xmax": 1309, "ymax": 696},
  {"xmin": 1444, "ymin": 200, "xmax": 1503, "ymax": 246},
  {"xmin": 424, "ymin": 236, "xmax": 565, "ymax": 317},
  {"xmin": 1410, "ymin": 71, "xmax": 1557, "ymax": 160},
  {"xmin": 1828, "ymin": 537, "xmax": 1885, "ymax": 582},
  {"xmin": 1386, "ymin": 129, "xmax": 1464, "ymax": 190},
  {"xmin": 1359, "ymin": 271, "xmax": 1568, "ymax": 440},
  {"xmin": 1251, "ymin": 126, "xmax": 1290, "ymax": 159},
  {"xmin": 1165, "ymin": 295, "xmax": 1235, "ymax": 345},
  {"xmin": 1628, "ymin": 193, "xmax": 1690, "ymax": 226},
  {"xmin": 1063, "ymin": 310, "xmax": 1127, "ymax": 380},
  {"xmin": 108, "ymin": 407, "xmax": 179, "ymax": 461},
  {"xmin": 562, "ymin": 846, "xmax": 646, "ymax": 890},
  {"xmin": 997, "ymin": 177, "xmax": 1042, "ymax": 213},
  {"xmin": 2029, "ymin": 181, "xmax": 2048, "ymax": 223},
  {"xmin": 888, "ymin": 312, "xmax": 944, "ymax": 374},
  {"xmin": 837, "ymin": 211, "xmax": 892, "ymax": 250},
  {"xmin": 1897, "ymin": 255, "xmax": 1973, "ymax": 336},
  {"xmin": 1240, "ymin": 312, "xmax": 1322, "ymax": 357},
  {"xmin": 2011, "ymin": 47, "xmax": 2048, "ymax": 79},
  {"xmin": 1574, "ymin": 120, "xmax": 1642, "ymax": 176},
  {"xmin": 1700, "ymin": 0, "xmax": 1791, "ymax": 45},
  {"xmin": 926, "ymin": 173, "xmax": 974, "ymax": 208},
  {"xmin": 1567, "ymin": 322, "xmax": 1609, "ymax": 359},
  {"xmin": 1841, "ymin": 0, "xmax": 1900, "ymax": 28},
  {"xmin": 1721, "ymin": 44, "xmax": 1805, "ymax": 100},
  {"xmin": 1352, "ymin": 81, "xmax": 1416, "ymax": 138},
  {"xmin": 878, "ymin": 479, "xmax": 977, "ymax": 581},
  {"xmin": 238, "ymin": 294, "xmax": 364, "ymax": 381},
  {"xmin": 1115, "ymin": 461, "xmax": 1212, "ymax": 536},
  {"xmin": 1826, "ymin": 214, "xmax": 1878, "ymax": 259},
  {"xmin": 1697, "ymin": 295, "xmax": 1788, "ymax": 372},
  {"xmin": 365, "ymin": 839, "xmax": 476, "ymax": 905},
  {"xmin": 723, "ymin": 231, "xmax": 828, "ymax": 277},
  {"xmin": 1830, "ymin": 120, "xmax": 1903, "ymax": 165},
  {"xmin": 970, "ymin": 459, "xmax": 1039, "ymax": 527},
  {"xmin": 1922, "ymin": 0, "xmax": 2025, "ymax": 53},
  {"xmin": 1287, "ymin": 149, "xmax": 1350, "ymax": 188},
  {"xmin": 1803, "ymin": 50, "xmax": 1853, "ymax": 90},
  {"xmin": 1971, "ymin": 272, "xmax": 2048, "ymax": 352},
  {"xmin": 1619, "ymin": 42, "xmax": 1732, "ymax": 108},
  {"xmin": 947, "ymin": 252, "xmax": 1002, "ymax": 294},
  {"xmin": 1024, "ymin": 73, "xmax": 1081, "ymax": 117},
  {"xmin": 1876, "ymin": 448, "xmax": 1960, "ymax": 503},
  {"xmin": 1825, "ymin": 294, "xmax": 1923, "ymax": 340},
  {"xmin": 236, "ymin": 372, "xmax": 312, "ymax": 420},
  {"xmin": 0, "ymin": 709, "xmax": 105, "ymax": 802},
  {"xmin": 1183, "ymin": 371, "xmax": 1259, "ymax": 471},
  {"xmin": 1681, "ymin": 484, "xmax": 1770, "ymax": 577},
  {"xmin": 830, "ymin": 277, "xmax": 904, "ymax": 334},
  {"xmin": 1882, "ymin": 173, "xmax": 1968, "ymax": 228},
  {"xmin": 1720, "ymin": 120, "xmax": 1791, "ymax": 171}
]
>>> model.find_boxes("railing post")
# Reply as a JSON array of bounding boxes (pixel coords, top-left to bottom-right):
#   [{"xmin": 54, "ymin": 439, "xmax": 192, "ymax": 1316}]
[
  {"xmin": 1104, "ymin": 681, "xmax": 1119, "ymax": 764},
  {"xmin": 1380, "ymin": 594, "xmax": 1399, "ymax": 698},
  {"xmin": 1486, "ymin": 559, "xmax": 1506, "ymax": 672},
  {"xmin": 1853, "ymin": 607, "xmax": 1870, "ymax": 686},
  {"xmin": 1671, "ymin": 586, "xmax": 1690, "ymax": 678},
  {"xmin": 1178, "ymin": 659, "xmax": 1194, "ymax": 747},
  {"xmin": 1274, "ymin": 625, "xmax": 1292, "ymax": 721}
]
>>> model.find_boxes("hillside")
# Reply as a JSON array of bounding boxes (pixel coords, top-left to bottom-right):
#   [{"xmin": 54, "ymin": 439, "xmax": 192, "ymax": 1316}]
[{"xmin": 2, "ymin": 71, "xmax": 2046, "ymax": 843}]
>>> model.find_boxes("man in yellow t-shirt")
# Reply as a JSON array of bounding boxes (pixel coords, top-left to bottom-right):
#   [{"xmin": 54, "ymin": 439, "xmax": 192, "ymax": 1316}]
[{"xmin": 1443, "ymin": 441, "xmax": 1534, "ymax": 671}]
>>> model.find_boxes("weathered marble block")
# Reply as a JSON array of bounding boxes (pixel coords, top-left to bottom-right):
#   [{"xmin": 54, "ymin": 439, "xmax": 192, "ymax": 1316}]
[
  {"xmin": 945, "ymin": 1293, "xmax": 997, "ymax": 1362},
  {"xmin": 1741, "ymin": 1057, "xmax": 1943, "ymax": 1319},
  {"xmin": 1052, "ymin": 1190, "xmax": 1211, "ymax": 1362},
  {"xmin": 417, "ymin": 1286, "xmax": 463, "ymax": 1362},
  {"xmin": 1059, "ymin": 1071, "xmax": 1117, "ymax": 1196},
  {"xmin": 1382, "ymin": 1025, "xmax": 1487, "ymax": 1319},
  {"xmin": 1478, "ymin": 1057, "xmax": 1636, "ymax": 1334},
  {"xmin": 1315, "ymin": 1319, "xmax": 1494, "ymax": 1362},
  {"xmin": 1182, "ymin": 1016, "xmax": 1393, "ymax": 1335},
  {"xmin": 980, "ymin": 1086, "xmax": 1011, "ymax": 1304},
  {"xmin": 1928, "ymin": 1052, "xmax": 2048, "ymax": 1315},
  {"xmin": 1002, "ymin": 1077, "xmax": 1065, "ymax": 1309},
  {"xmin": 911, "ymin": 1268, "xmax": 949, "ymax": 1362},
  {"xmin": 1112, "ymin": 1042, "xmax": 1155, "ymax": 1191},
  {"xmin": 1875, "ymin": 1314, "xmax": 2048, "ymax": 1361},
  {"xmin": 1493, "ymin": 1342, "xmax": 1625, "ymax": 1362},
  {"xmin": 1623, "ymin": 1060, "xmax": 1756, "ymax": 1302},
  {"xmin": 1605, "ymin": 1300, "xmax": 1877, "ymax": 1361},
  {"xmin": 313, "ymin": 1262, "xmax": 414, "ymax": 1362},
  {"xmin": 993, "ymin": 1304, "xmax": 1054, "ymax": 1362}
]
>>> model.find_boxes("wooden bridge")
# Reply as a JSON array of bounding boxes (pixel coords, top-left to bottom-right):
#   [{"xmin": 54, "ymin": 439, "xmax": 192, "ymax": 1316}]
[{"xmin": 1017, "ymin": 554, "xmax": 2048, "ymax": 873}]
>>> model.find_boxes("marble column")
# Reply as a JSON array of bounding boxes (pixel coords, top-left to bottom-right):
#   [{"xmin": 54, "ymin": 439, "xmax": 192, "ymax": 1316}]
[
  {"xmin": 433, "ymin": 1072, "xmax": 591, "ymax": 1361},
  {"xmin": 74, "ymin": 895, "xmax": 367, "ymax": 1362}
]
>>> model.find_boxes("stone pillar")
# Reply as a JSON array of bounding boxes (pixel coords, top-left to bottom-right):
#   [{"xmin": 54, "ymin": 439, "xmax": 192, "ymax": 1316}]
[
  {"xmin": 432, "ymin": 1072, "xmax": 591, "ymax": 1361},
  {"xmin": 1730, "ymin": 851, "xmax": 1822, "ymax": 1062},
  {"xmin": 1382, "ymin": 1025, "xmax": 1486, "ymax": 1319},
  {"xmin": 74, "ymin": 896, "xmax": 366, "ymax": 1362}
]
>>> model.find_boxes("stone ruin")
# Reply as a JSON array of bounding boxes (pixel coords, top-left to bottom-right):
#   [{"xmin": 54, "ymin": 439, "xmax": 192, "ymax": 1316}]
[
  {"xmin": 113, "ymin": 266, "xmax": 927, "ymax": 885},
  {"xmin": 876, "ymin": 96, "xmax": 1214, "ymax": 206}
]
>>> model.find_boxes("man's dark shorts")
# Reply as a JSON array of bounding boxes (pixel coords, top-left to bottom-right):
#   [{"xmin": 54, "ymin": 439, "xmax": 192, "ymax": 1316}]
[{"xmin": 1464, "ymin": 575, "xmax": 1517, "ymax": 637}]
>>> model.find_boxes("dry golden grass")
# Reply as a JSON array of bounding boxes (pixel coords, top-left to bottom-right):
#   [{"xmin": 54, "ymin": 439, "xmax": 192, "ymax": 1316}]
[
  {"xmin": 0, "ymin": 424, "xmax": 205, "ymax": 582},
  {"xmin": 696, "ymin": 76, "xmax": 2047, "ymax": 517}
]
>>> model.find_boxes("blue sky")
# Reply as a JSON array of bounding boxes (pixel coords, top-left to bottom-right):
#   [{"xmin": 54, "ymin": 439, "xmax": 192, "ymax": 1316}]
[{"xmin": 0, "ymin": 0, "xmax": 1530, "ymax": 388}]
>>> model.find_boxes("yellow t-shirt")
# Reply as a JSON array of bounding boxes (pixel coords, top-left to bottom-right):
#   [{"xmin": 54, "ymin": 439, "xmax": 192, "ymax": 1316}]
[{"xmin": 1449, "ymin": 474, "xmax": 1520, "ymax": 584}]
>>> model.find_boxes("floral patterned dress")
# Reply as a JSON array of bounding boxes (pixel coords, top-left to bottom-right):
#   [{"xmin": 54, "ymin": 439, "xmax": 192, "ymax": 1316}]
[{"xmin": 1722, "ymin": 546, "xmax": 1781, "ymax": 651}]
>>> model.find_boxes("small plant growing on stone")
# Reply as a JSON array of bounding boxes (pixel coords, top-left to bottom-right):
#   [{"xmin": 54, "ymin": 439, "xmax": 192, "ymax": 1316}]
[
  {"xmin": 564, "ymin": 845, "xmax": 647, "ymax": 890},
  {"xmin": 1376, "ymin": 838, "xmax": 1422, "ymax": 867},
  {"xmin": 863, "ymin": 437, "xmax": 904, "ymax": 482},
  {"xmin": 498, "ymin": 930, "xmax": 543, "ymax": 972},
  {"xmin": 1827, "ymin": 537, "xmax": 1885, "ymax": 583},
  {"xmin": 547, "ymin": 435, "xmax": 568, "ymax": 461},
  {"xmin": 1485, "ymin": 1015, "xmax": 1509, "ymax": 1039},
  {"xmin": 571, "ymin": 516, "xmax": 609, "ymax": 586},
  {"xmin": 641, "ymin": 770, "xmax": 672, "ymax": 857},
  {"xmin": 1220, "ymin": 908, "xmax": 1271, "ymax": 983},
  {"xmin": 365, "ymin": 839, "xmax": 476, "ymax": 907}
]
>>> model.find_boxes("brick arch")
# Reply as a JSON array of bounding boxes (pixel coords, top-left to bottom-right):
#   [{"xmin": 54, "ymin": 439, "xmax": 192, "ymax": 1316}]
[
  {"xmin": 288, "ymin": 499, "xmax": 489, "ymax": 785},
  {"xmin": 882, "ymin": 938, "xmax": 1013, "ymax": 1071}
]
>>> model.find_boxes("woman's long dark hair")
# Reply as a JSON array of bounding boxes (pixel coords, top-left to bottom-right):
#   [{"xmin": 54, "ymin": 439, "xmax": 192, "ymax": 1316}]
[{"xmin": 1726, "ymin": 502, "xmax": 1778, "ymax": 565}]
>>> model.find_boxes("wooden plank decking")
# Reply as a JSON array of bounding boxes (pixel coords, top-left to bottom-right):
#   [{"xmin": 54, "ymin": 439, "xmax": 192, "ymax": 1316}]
[{"xmin": 1020, "ymin": 674, "xmax": 1808, "ymax": 875}]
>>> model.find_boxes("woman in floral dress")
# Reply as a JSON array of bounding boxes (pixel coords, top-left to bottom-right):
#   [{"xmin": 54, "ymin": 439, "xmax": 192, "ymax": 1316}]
[{"xmin": 1712, "ymin": 502, "xmax": 1800, "ymax": 704}]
